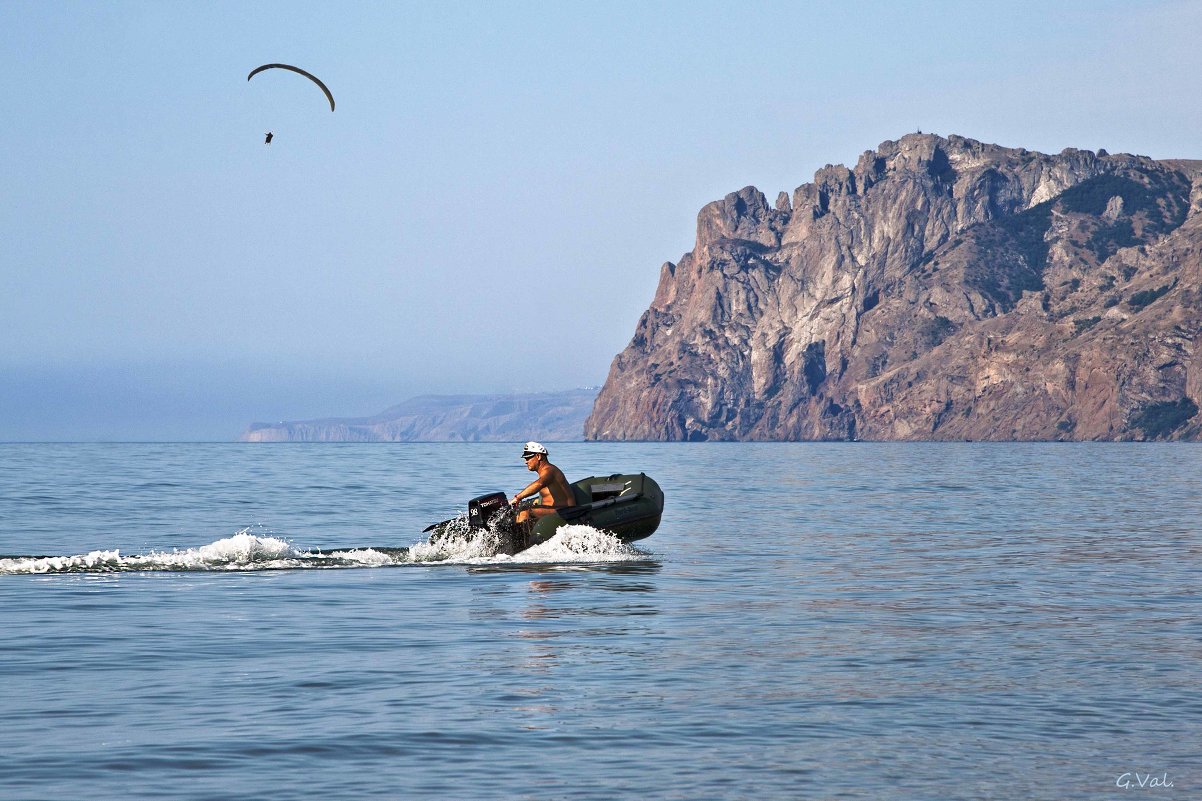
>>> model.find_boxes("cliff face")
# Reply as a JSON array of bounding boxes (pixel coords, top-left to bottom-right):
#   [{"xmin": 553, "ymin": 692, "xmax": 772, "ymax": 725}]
[
  {"xmin": 586, "ymin": 134, "xmax": 1202, "ymax": 441},
  {"xmin": 242, "ymin": 389, "xmax": 595, "ymax": 442}
]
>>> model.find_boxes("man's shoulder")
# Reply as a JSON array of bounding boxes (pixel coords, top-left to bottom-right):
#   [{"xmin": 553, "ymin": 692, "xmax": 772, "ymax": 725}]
[{"xmin": 541, "ymin": 463, "xmax": 567, "ymax": 478}]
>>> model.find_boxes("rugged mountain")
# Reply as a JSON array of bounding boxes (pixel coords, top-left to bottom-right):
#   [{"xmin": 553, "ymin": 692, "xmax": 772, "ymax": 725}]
[
  {"xmin": 586, "ymin": 133, "xmax": 1202, "ymax": 441},
  {"xmin": 241, "ymin": 389, "xmax": 596, "ymax": 442}
]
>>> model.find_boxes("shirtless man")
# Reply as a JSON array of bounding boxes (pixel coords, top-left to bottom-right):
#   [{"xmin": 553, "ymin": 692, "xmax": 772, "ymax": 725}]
[{"xmin": 512, "ymin": 442, "xmax": 575, "ymax": 525}]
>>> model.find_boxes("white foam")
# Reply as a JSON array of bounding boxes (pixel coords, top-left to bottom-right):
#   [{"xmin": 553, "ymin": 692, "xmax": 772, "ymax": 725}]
[
  {"xmin": 507, "ymin": 525, "xmax": 650, "ymax": 563},
  {"xmin": 320, "ymin": 548, "xmax": 398, "ymax": 567},
  {"xmin": 0, "ymin": 549, "xmax": 124, "ymax": 575},
  {"xmin": 404, "ymin": 521, "xmax": 508, "ymax": 563},
  {"xmin": 194, "ymin": 531, "xmax": 295, "ymax": 563},
  {"xmin": 0, "ymin": 524, "xmax": 651, "ymax": 575},
  {"xmin": 0, "ymin": 530, "xmax": 327, "ymax": 575},
  {"xmin": 409, "ymin": 524, "xmax": 650, "ymax": 566}
]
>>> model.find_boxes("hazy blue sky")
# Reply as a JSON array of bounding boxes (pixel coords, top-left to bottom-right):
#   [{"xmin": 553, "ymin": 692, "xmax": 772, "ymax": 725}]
[{"xmin": 3, "ymin": 0, "xmax": 1200, "ymax": 440}]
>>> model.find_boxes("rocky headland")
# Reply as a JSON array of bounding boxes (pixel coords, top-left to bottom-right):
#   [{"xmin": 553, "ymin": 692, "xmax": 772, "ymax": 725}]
[{"xmin": 586, "ymin": 133, "xmax": 1202, "ymax": 441}]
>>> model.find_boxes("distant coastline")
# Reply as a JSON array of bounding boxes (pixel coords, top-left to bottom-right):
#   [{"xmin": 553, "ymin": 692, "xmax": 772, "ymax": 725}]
[{"xmin": 240, "ymin": 388, "xmax": 597, "ymax": 442}]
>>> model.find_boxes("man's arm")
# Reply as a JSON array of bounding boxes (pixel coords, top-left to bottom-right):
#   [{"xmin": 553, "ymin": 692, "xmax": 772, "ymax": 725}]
[{"xmin": 513, "ymin": 475, "xmax": 547, "ymax": 504}]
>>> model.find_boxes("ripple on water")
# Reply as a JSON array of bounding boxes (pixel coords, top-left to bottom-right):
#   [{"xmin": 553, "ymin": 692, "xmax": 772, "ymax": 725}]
[{"xmin": 2, "ymin": 443, "xmax": 1201, "ymax": 800}]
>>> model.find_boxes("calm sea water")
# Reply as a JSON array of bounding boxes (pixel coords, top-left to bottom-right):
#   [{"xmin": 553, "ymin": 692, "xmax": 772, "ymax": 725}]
[{"xmin": 1, "ymin": 442, "xmax": 1200, "ymax": 800}]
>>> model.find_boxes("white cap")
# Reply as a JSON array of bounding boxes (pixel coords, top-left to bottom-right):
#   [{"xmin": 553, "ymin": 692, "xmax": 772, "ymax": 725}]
[{"xmin": 521, "ymin": 441, "xmax": 548, "ymax": 457}]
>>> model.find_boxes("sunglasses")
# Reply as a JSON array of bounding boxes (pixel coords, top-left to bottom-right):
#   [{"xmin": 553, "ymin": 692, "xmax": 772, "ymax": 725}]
[{"xmin": 522, "ymin": 454, "xmax": 538, "ymax": 460}]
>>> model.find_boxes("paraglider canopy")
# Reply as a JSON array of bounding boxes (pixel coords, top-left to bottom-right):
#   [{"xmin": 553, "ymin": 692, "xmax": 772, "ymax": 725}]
[{"xmin": 247, "ymin": 64, "xmax": 335, "ymax": 112}]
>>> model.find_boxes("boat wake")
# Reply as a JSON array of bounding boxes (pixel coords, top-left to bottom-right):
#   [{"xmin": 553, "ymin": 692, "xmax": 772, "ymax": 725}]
[{"xmin": 0, "ymin": 525, "xmax": 652, "ymax": 575}]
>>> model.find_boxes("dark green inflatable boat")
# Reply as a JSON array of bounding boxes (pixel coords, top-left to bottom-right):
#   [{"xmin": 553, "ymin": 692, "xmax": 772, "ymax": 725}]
[
  {"xmin": 526, "ymin": 472, "xmax": 664, "ymax": 547},
  {"xmin": 426, "ymin": 472, "xmax": 664, "ymax": 555}
]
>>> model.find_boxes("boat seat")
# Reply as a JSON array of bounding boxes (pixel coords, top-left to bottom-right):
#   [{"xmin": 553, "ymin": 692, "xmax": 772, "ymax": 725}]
[
  {"xmin": 558, "ymin": 490, "xmax": 642, "ymax": 522},
  {"xmin": 589, "ymin": 482, "xmax": 626, "ymax": 500},
  {"xmin": 560, "ymin": 474, "xmax": 646, "ymax": 522}
]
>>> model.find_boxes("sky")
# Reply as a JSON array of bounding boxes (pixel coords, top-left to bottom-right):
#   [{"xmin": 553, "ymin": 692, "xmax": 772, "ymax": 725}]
[{"xmin": 3, "ymin": 0, "xmax": 1201, "ymax": 441}]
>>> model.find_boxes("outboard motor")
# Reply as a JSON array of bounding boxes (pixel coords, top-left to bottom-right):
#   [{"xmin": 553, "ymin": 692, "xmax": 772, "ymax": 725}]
[{"xmin": 467, "ymin": 491, "xmax": 510, "ymax": 529}]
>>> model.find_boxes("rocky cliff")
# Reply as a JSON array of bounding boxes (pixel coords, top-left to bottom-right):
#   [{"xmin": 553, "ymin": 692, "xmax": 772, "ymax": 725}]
[
  {"xmin": 242, "ymin": 389, "xmax": 596, "ymax": 442},
  {"xmin": 586, "ymin": 133, "xmax": 1202, "ymax": 441}
]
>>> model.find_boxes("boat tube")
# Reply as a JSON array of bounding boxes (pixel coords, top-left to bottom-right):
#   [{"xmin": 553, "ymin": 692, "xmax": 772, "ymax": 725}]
[{"xmin": 427, "ymin": 472, "xmax": 664, "ymax": 555}]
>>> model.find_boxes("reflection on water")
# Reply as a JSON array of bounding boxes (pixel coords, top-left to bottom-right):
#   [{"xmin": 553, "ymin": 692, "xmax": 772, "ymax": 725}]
[
  {"xmin": 460, "ymin": 563, "xmax": 669, "ymax": 734},
  {"xmin": 465, "ymin": 559, "xmax": 662, "ymax": 578}
]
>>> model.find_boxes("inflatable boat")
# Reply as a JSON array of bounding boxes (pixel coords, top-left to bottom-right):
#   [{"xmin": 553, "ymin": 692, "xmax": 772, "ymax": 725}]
[{"xmin": 426, "ymin": 472, "xmax": 664, "ymax": 554}]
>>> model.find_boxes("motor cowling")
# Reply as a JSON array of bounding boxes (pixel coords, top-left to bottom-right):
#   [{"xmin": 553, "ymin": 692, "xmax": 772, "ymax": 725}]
[{"xmin": 467, "ymin": 491, "xmax": 509, "ymax": 529}]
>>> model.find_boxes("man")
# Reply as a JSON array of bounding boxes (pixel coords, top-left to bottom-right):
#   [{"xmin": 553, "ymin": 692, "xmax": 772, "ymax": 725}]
[{"xmin": 511, "ymin": 442, "xmax": 575, "ymax": 526}]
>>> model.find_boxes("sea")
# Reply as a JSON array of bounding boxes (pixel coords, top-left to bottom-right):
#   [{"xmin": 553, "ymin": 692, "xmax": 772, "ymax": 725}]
[{"xmin": 1, "ymin": 442, "xmax": 1199, "ymax": 800}]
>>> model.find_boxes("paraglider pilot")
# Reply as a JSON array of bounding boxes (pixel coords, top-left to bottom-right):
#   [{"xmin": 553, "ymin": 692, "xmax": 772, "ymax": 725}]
[{"xmin": 264, "ymin": 131, "xmax": 273, "ymax": 145}]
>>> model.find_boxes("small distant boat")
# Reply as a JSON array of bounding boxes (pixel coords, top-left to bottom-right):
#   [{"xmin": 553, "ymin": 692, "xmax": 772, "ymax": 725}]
[{"xmin": 426, "ymin": 472, "xmax": 664, "ymax": 554}]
